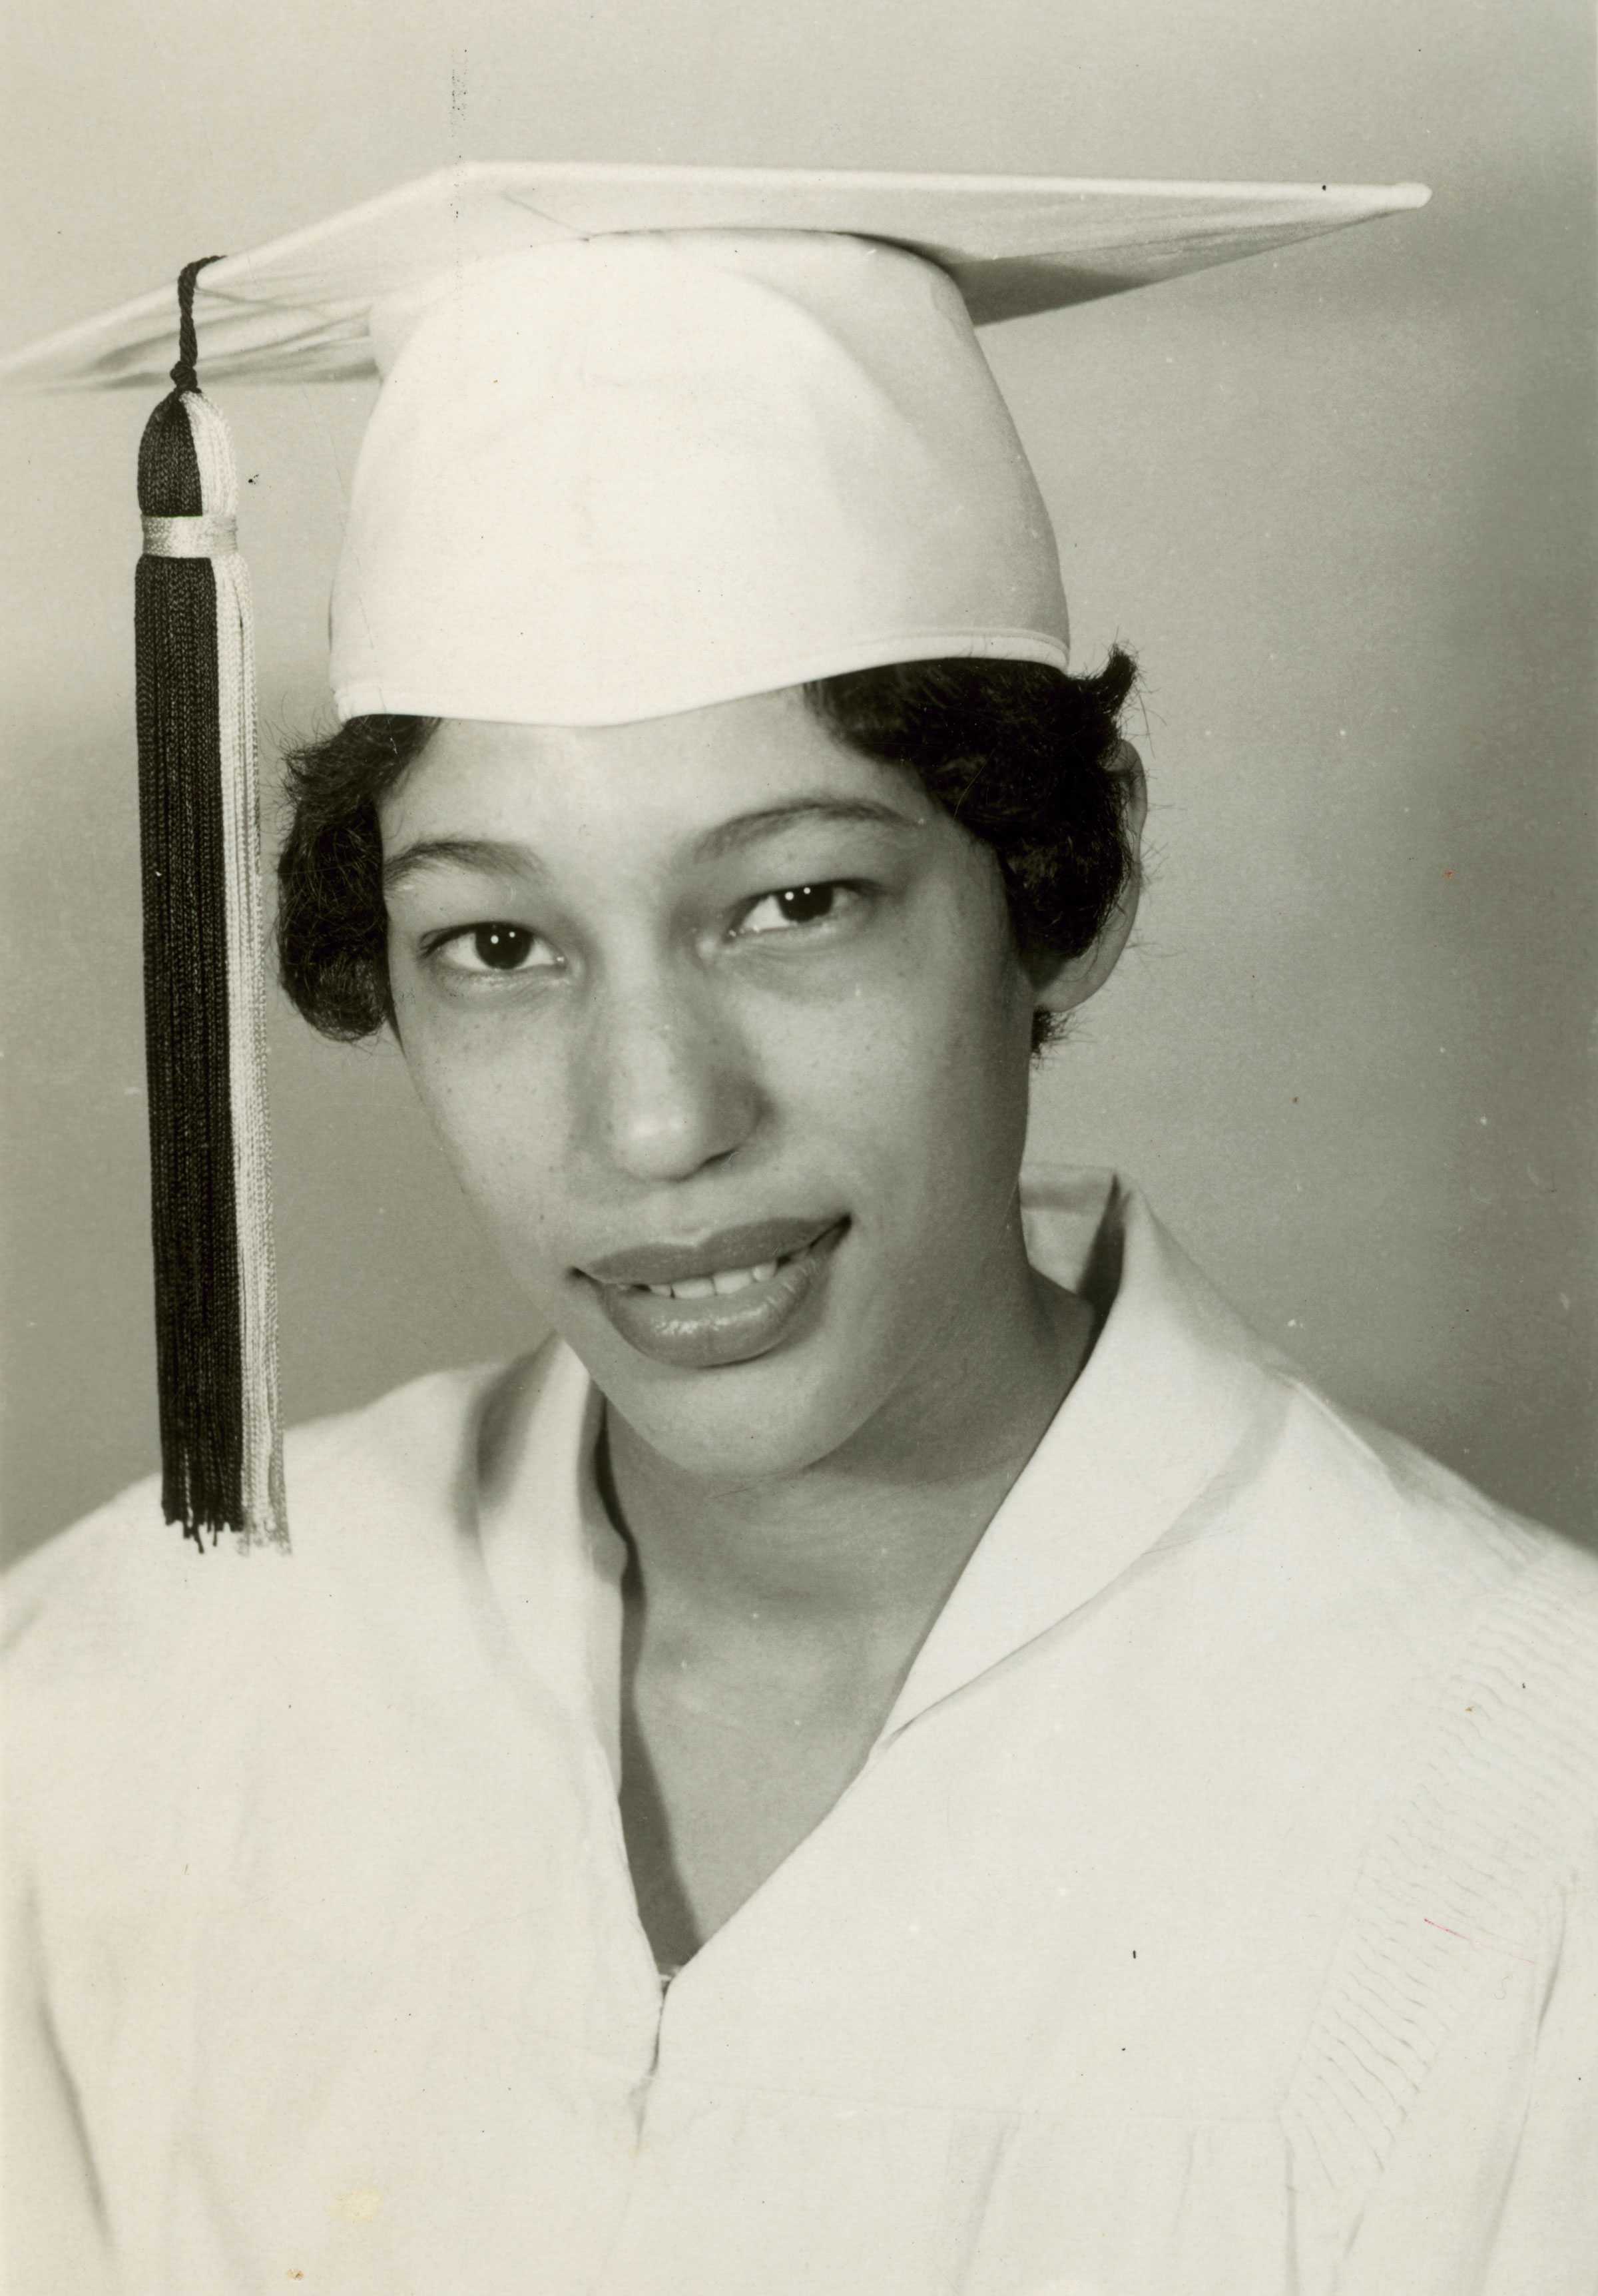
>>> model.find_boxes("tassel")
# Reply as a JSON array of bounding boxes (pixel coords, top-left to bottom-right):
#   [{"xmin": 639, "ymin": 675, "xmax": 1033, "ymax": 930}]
[{"xmin": 136, "ymin": 258, "xmax": 286, "ymax": 1549}]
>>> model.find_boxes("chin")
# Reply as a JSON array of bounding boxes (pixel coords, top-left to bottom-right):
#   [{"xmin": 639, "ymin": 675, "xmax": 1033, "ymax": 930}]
[{"xmin": 581, "ymin": 1322, "xmax": 890, "ymax": 1486}]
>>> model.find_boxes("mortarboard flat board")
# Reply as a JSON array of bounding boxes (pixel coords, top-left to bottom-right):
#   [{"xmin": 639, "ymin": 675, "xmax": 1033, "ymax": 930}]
[{"xmin": 0, "ymin": 161, "xmax": 1430, "ymax": 391}]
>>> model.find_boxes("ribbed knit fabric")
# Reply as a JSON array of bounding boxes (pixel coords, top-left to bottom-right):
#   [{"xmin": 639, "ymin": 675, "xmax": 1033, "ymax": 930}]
[{"xmin": 1283, "ymin": 1536, "xmax": 1598, "ymax": 2269}]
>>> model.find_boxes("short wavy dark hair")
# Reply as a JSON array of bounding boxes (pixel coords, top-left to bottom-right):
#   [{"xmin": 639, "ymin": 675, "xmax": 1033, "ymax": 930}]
[{"xmin": 276, "ymin": 649, "xmax": 1139, "ymax": 1055}]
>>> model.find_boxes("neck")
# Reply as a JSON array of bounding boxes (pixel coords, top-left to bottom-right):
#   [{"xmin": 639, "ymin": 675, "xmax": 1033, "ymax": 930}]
[{"xmin": 602, "ymin": 1236, "xmax": 1094, "ymax": 1661}]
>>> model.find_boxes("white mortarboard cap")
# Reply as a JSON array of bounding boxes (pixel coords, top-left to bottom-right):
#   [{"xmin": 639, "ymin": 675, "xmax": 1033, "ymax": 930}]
[
  {"xmin": 8, "ymin": 162, "xmax": 1431, "ymax": 730},
  {"xmin": 1, "ymin": 162, "xmax": 1429, "ymax": 1547}
]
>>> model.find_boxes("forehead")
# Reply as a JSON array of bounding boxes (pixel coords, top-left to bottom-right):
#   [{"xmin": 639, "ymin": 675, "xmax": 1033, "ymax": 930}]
[{"xmin": 378, "ymin": 685, "xmax": 930, "ymax": 859}]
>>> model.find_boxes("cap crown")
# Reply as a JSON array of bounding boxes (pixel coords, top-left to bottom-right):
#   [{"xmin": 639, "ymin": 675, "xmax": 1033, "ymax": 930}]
[{"xmin": 334, "ymin": 231, "xmax": 1069, "ymax": 726}]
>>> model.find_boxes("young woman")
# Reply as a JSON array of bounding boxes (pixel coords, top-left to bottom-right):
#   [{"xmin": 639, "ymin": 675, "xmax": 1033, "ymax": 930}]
[{"xmin": 5, "ymin": 172, "xmax": 1594, "ymax": 2295}]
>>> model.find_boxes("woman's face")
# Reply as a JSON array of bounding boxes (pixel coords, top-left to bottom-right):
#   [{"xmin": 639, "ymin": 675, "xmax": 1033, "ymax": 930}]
[{"xmin": 380, "ymin": 686, "xmax": 1045, "ymax": 1482}]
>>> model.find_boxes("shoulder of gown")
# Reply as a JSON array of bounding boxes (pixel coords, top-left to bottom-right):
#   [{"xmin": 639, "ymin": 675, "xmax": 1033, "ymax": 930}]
[
  {"xmin": 1220, "ymin": 1386, "xmax": 1598, "ymax": 2294},
  {"xmin": 1, "ymin": 1351, "xmax": 559, "ymax": 1829}
]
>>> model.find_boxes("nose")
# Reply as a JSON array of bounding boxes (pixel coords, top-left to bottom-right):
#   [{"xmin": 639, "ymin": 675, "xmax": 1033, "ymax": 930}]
[{"xmin": 575, "ymin": 971, "xmax": 763, "ymax": 1185}]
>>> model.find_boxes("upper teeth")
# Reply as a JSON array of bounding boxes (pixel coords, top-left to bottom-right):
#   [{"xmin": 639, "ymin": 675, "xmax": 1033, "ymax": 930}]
[{"xmin": 646, "ymin": 1258, "xmax": 781, "ymax": 1300}]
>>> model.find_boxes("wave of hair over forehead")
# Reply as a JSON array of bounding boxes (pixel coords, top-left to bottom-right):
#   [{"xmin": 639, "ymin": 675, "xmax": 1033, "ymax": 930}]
[{"xmin": 276, "ymin": 650, "xmax": 1139, "ymax": 1053}]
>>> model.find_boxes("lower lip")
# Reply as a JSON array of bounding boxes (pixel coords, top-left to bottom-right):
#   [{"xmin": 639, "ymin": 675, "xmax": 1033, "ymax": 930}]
[{"xmin": 585, "ymin": 1223, "xmax": 847, "ymax": 1370}]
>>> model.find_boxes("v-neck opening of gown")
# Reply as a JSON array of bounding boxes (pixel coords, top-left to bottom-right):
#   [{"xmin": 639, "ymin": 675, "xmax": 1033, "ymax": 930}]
[
  {"xmin": 475, "ymin": 1167, "xmax": 1276, "ymax": 1996},
  {"xmin": 629, "ymin": 1721, "xmax": 907, "ymax": 1993}
]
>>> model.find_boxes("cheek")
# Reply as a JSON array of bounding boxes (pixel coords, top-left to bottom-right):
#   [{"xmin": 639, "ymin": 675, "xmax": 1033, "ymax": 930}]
[
  {"xmin": 392, "ymin": 1004, "xmax": 571, "ymax": 1267},
  {"xmin": 793, "ymin": 893, "xmax": 1033, "ymax": 1199},
  {"xmin": 872, "ymin": 873, "xmax": 1032, "ymax": 1090}
]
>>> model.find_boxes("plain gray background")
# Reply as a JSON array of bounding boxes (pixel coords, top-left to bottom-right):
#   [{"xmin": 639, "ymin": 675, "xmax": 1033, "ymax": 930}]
[{"xmin": 1, "ymin": 0, "xmax": 1593, "ymax": 1566}]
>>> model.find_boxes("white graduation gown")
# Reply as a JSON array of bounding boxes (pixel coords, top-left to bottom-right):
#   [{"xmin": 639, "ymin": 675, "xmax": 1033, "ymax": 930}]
[{"xmin": 6, "ymin": 1170, "xmax": 1597, "ymax": 2296}]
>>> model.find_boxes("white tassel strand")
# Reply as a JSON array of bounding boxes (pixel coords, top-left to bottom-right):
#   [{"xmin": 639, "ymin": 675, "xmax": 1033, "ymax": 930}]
[{"xmin": 178, "ymin": 390, "xmax": 287, "ymax": 1548}]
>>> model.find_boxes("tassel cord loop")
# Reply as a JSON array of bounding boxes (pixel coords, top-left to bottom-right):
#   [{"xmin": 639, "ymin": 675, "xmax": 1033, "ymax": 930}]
[{"xmin": 168, "ymin": 256, "xmax": 224, "ymax": 395}]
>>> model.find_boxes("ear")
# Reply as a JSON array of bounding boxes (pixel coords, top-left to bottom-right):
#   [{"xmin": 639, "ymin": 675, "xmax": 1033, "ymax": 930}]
[{"xmin": 1027, "ymin": 740, "xmax": 1147, "ymax": 1015}]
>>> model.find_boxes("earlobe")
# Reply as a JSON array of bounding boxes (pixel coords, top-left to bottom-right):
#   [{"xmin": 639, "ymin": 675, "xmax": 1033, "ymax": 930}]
[{"xmin": 1030, "ymin": 740, "xmax": 1147, "ymax": 1015}]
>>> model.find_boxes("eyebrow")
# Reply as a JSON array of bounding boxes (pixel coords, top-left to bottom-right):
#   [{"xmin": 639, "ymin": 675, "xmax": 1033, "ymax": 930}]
[
  {"xmin": 690, "ymin": 796, "xmax": 923, "ymax": 861},
  {"xmin": 382, "ymin": 797, "xmax": 923, "ymax": 896},
  {"xmin": 382, "ymin": 836, "xmax": 541, "ymax": 896}
]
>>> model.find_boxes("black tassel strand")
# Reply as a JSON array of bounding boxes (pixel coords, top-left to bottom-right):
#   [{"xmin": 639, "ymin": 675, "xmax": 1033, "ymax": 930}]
[{"xmin": 135, "ymin": 259, "xmax": 286, "ymax": 1548}]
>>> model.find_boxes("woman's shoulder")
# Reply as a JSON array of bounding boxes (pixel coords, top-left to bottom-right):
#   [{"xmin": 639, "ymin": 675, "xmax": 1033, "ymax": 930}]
[
  {"xmin": 1263, "ymin": 1404, "xmax": 1598, "ymax": 2253},
  {"xmin": 1062, "ymin": 1171, "xmax": 1598, "ymax": 1701},
  {"xmin": 1254, "ymin": 1366, "xmax": 1598, "ymax": 1645},
  {"xmin": 1193, "ymin": 1362, "xmax": 1598, "ymax": 1920},
  {"xmin": 1087, "ymin": 1180, "xmax": 1598, "ymax": 1835},
  {"xmin": 3, "ymin": 1349, "xmax": 553, "ymax": 1686}
]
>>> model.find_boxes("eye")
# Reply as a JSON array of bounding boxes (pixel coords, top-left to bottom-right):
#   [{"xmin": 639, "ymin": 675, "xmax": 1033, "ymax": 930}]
[
  {"xmin": 736, "ymin": 882, "xmax": 856, "ymax": 936},
  {"xmin": 427, "ymin": 923, "xmax": 560, "ymax": 975}
]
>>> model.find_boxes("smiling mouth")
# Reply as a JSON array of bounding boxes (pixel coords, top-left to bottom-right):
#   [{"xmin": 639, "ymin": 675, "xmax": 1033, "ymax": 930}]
[
  {"xmin": 577, "ymin": 1213, "xmax": 843, "ymax": 1291},
  {"xmin": 578, "ymin": 1219, "xmax": 848, "ymax": 1370}
]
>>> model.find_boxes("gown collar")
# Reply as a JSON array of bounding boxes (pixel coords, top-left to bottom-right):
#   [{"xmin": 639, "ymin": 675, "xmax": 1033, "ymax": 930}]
[
  {"xmin": 882, "ymin": 1166, "xmax": 1278, "ymax": 1735},
  {"xmin": 475, "ymin": 1167, "xmax": 1282, "ymax": 1752}
]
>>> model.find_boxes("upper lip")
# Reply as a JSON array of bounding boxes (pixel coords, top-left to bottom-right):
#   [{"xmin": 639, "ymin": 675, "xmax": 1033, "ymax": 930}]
[{"xmin": 577, "ymin": 1215, "xmax": 842, "ymax": 1288}]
